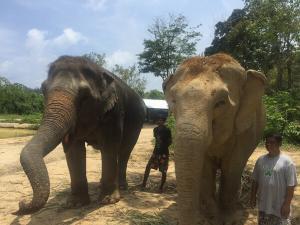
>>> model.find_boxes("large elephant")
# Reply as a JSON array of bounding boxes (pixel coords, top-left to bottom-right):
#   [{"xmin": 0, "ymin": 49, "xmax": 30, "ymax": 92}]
[
  {"xmin": 16, "ymin": 56, "xmax": 146, "ymax": 214},
  {"xmin": 163, "ymin": 53, "xmax": 266, "ymax": 224}
]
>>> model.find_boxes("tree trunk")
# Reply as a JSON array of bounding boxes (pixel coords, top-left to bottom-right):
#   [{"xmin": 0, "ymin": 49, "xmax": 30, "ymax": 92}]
[
  {"xmin": 276, "ymin": 66, "xmax": 284, "ymax": 90},
  {"xmin": 287, "ymin": 62, "xmax": 292, "ymax": 89}
]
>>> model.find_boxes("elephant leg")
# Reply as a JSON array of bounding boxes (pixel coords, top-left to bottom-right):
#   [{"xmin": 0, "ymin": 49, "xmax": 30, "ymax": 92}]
[
  {"xmin": 219, "ymin": 157, "xmax": 248, "ymax": 224},
  {"xmin": 219, "ymin": 132, "xmax": 256, "ymax": 222},
  {"xmin": 199, "ymin": 156, "xmax": 218, "ymax": 219},
  {"xmin": 99, "ymin": 149, "xmax": 120, "ymax": 204},
  {"xmin": 64, "ymin": 140, "xmax": 90, "ymax": 208},
  {"xmin": 118, "ymin": 121, "xmax": 143, "ymax": 190},
  {"xmin": 118, "ymin": 148, "xmax": 131, "ymax": 190}
]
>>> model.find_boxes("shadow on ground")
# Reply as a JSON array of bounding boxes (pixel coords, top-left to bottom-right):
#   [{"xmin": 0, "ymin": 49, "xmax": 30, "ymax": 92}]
[
  {"xmin": 10, "ymin": 182, "xmax": 105, "ymax": 225},
  {"xmin": 9, "ymin": 169, "xmax": 259, "ymax": 225}
]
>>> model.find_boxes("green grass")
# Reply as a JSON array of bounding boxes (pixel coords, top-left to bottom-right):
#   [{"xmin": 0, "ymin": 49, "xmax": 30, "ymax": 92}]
[{"xmin": 0, "ymin": 113, "xmax": 42, "ymax": 125}]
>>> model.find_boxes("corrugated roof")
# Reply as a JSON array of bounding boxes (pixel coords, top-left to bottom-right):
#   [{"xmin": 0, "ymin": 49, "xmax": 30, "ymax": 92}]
[{"xmin": 143, "ymin": 99, "xmax": 168, "ymax": 109}]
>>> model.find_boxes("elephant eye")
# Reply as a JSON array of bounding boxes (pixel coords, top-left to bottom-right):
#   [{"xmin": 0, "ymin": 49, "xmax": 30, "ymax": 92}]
[{"xmin": 214, "ymin": 99, "xmax": 226, "ymax": 108}]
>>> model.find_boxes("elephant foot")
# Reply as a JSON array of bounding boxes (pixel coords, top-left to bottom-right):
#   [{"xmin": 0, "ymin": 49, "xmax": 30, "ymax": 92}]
[
  {"xmin": 98, "ymin": 188, "xmax": 120, "ymax": 204},
  {"xmin": 219, "ymin": 208, "xmax": 243, "ymax": 225},
  {"xmin": 64, "ymin": 194, "xmax": 90, "ymax": 208},
  {"xmin": 199, "ymin": 197, "xmax": 219, "ymax": 219}
]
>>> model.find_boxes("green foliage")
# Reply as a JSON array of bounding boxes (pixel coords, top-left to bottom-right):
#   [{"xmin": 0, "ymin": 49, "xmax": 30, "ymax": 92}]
[
  {"xmin": 112, "ymin": 64, "xmax": 146, "ymax": 96},
  {"xmin": 166, "ymin": 115, "xmax": 175, "ymax": 152},
  {"xmin": 263, "ymin": 90, "xmax": 300, "ymax": 143},
  {"xmin": 0, "ymin": 77, "xmax": 44, "ymax": 114},
  {"xmin": 82, "ymin": 52, "xmax": 106, "ymax": 67},
  {"xmin": 143, "ymin": 89, "xmax": 165, "ymax": 99},
  {"xmin": 138, "ymin": 14, "xmax": 201, "ymax": 80},
  {"xmin": 205, "ymin": 0, "xmax": 300, "ymax": 90},
  {"xmin": 292, "ymin": 50, "xmax": 300, "ymax": 89},
  {"xmin": 283, "ymin": 122, "xmax": 300, "ymax": 144}
]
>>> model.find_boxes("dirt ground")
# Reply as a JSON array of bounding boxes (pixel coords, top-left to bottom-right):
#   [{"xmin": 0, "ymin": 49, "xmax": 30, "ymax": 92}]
[{"xmin": 0, "ymin": 125, "xmax": 299, "ymax": 225}]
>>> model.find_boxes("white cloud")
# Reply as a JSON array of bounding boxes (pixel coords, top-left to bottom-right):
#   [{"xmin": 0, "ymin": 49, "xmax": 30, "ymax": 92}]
[
  {"xmin": 53, "ymin": 28, "xmax": 87, "ymax": 46},
  {"xmin": 25, "ymin": 29, "xmax": 48, "ymax": 54},
  {"xmin": 105, "ymin": 50, "xmax": 137, "ymax": 68},
  {"xmin": 0, "ymin": 27, "xmax": 88, "ymax": 88},
  {"xmin": 24, "ymin": 28, "xmax": 87, "ymax": 56},
  {"xmin": 84, "ymin": 0, "xmax": 107, "ymax": 11}
]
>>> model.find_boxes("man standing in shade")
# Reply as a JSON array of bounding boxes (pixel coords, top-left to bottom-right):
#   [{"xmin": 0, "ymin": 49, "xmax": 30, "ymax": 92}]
[
  {"xmin": 142, "ymin": 117, "xmax": 172, "ymax": 193},
  {"xmin": 250, "ymin": 133, "xmax": 298, "ymax": 225}
]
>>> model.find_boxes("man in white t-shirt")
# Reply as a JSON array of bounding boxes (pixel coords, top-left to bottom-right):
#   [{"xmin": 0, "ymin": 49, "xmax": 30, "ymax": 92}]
[{"xmin": 250, "ymin": 133, "xmax": 297, "ymax": 225}]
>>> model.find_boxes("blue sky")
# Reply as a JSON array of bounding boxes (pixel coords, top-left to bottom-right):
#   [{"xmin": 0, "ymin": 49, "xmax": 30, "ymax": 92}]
[{"xmin": 0, "ymin": 0, "xmax": 244, "ymax": 91}]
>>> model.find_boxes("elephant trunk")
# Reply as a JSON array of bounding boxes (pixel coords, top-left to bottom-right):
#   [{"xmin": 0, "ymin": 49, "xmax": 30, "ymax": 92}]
[
  {"xmin": 175, "ymin": 115, "xmax": 212, "ymax": 225},
  {"xmin": 16, "ymin": 89, "xmax": 76, "ymax": 214}
]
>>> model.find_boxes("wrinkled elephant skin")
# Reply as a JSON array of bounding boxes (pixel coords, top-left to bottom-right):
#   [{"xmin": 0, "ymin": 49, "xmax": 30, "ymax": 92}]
[
  {"xmin": 16, "ymin": 56, "xmax": 146, "ymax": 214},
  {"xmin": 163, "ymin": 53, "xmax": 266, "ymax": 225}
]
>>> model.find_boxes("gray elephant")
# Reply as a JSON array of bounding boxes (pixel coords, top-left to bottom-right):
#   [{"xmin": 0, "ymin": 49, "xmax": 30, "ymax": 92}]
[
  {"xmin": 15, "ymin": 56, "xmax": 146, "ymax": 214},
  {"xmin": 163, "ymin": 53, "xmax": 267, "ymax": 224}
]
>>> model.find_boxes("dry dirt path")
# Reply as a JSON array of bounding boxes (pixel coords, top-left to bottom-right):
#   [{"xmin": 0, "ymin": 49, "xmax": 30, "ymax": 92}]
[{"xmin": 0, "ymin": 126, "xmax": 299, "ymax": 225}]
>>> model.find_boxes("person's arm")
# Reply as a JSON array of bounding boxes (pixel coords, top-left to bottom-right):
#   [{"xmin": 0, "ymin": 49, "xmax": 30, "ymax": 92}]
[
  {"xmin": 281, "ymin": 186, "xmax": 295, "ymax": 218},
  {"xmin": 281, "ymin": 162, "xmax": 297, "ymax": 218},
  {"xmin": 250, "ymin": 180, "xmax": 258, "ymax": 208}
]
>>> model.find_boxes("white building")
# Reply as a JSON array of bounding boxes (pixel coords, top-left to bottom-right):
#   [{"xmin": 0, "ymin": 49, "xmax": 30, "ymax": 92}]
[{"xmin": 143, "ymin": 99, "xmax": 169, "ymax": 122}]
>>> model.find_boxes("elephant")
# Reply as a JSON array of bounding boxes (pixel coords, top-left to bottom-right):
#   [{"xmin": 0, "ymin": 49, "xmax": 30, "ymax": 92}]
[
  {"xmin": 163, "ymin": 53, "xmax": 267, "ymax": 225},
  {"xmin": 15, "ymin": 56, "xmax": 146, "ymax": 214}
]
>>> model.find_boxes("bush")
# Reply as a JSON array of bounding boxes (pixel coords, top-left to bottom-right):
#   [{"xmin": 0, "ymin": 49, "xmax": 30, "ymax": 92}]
[
  {"xmin": 283, "ymin": 122, "xmax": 300, "ymax": 144},
  {"xmin": 263, "ymin": 90, "xmax": 300, "ymax": 143},
  {"xmin": 0, "ymin": 79, "xmax": 44, "ymax": 114}
]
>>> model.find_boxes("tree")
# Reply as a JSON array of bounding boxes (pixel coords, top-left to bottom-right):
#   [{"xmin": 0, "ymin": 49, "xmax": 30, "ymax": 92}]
[
  {"xmin": 0, "ymin": 76, "xmax": 10, "ymax": 86},
  {"xmin": 138, "ymin": 14, "xmax": 201, "ymax": 80},
  {"xmin": 205, "ymin": 0, "xmax": 300, "ymax": 90},
  {"xmin": 204, "ymin": 9, "xmax": 266, "ymax": 71},
  {"xmin": 245, "ymin": 0, "xmax": 300, "ymax": 90},
  {"xmin": 82, "ymin": 52, "xmax": 106, "ymax": 67},
  {"xmin": 143, "ymin": 89, "xmax": 165, "ymax": 99},
  {"xmin": 292, "ymin": 49, "xmax": 300, "ymax": 88},
  {"xmin": 0, "ymin": 77, "xmax": 44, "ymax": 114},
  {"xmin": 112, "ymin": 64, "xmax": 146, "ymax": 96}
]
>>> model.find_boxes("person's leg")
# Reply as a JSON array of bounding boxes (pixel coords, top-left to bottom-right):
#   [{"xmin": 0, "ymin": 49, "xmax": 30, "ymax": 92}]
[{"xmin": 159, "ymin": 171, "xmax": 167, "ymax": 192}]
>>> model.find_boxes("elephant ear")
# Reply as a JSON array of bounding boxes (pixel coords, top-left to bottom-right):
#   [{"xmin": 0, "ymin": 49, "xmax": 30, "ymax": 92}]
[
  {"xmin": 163, "ymin": 74, "xmax": 176, "ymax": 112},
  {"xmin": 235, "ymin": 70, "xmax": 267, "ymax": 134},
  {"xmin": 99, "ymin": 74, "xmax": 118, "ymax": 114}
]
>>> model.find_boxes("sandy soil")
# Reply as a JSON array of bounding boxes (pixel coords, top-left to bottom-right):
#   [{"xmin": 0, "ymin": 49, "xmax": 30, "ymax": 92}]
[{"xmin": 0, "ymin": 125, "xmax": 299, "ymax": 225}]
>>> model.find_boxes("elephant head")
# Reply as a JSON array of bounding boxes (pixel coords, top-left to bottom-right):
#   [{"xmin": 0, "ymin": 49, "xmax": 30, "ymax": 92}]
[
  {"xmin": 163, "ymin": 53, "xmax": 266, "ymax": 224},
  {"xmin": 16, "ymin": 56, "xmax": 118, "ymax": 214}
]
